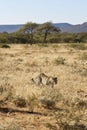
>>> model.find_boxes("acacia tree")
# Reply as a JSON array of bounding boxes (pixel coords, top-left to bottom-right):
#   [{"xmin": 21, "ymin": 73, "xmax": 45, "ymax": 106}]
[
  {"xmin": 37, "ymin": 22, "xmax": 61, "ymax": 43},
  {"xmin": 19, "ymin": 22, "xmax": 38, "ymax": 44}
]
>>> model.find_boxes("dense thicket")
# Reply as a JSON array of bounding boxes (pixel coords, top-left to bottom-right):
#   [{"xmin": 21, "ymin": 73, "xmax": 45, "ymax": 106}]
[{"xmin": 0, "ymin": 22, "xmax": 87, "ymax": 44}]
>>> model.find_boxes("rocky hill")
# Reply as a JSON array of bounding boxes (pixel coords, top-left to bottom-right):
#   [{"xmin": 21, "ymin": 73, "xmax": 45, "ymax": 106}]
[
  {"xmin": 0, "ymin": 24, "xmax": 23, "ymax": 33},
  {"xmin": 0, "ymin": 22, "xmax": 87, "ymax": 33},
  {"xmin": 54, "ymin": 22, "xmax": 87, "ymax": 33}
]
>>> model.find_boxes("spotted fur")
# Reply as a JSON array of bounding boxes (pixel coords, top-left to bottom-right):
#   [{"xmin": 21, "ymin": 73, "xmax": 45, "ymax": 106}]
[{"xmin": 31, "ymin": 73, "xmax": 57, "ymax": 88}]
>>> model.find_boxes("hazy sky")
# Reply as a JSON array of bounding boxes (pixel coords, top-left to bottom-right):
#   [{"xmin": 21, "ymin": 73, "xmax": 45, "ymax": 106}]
[{"xmin": 0, "ymin": 0, "xmax": 87, "ymax": 25}]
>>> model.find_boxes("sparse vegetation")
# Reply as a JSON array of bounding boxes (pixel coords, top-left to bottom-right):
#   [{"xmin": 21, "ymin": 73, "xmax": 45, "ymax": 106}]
[
  {"xmin": 1, "ymin": 123, "xmax": 23, "ymax": 130},
  {"xmin": 1, "ymin": 44, "xmax": 10, "ymax": 48},
  {"xmin": 39, "ymin": 88, "xmax": 62, "ymax": 109},
  {"xmin": 80, "ymin": 52, "xmax": 87, "ymax": 60},
  {"xmin": 0, "ymin": 83, "xmax": 14, "ymax": 106},
  {"xmin": 13, "ymin": 96, "xmax": 27, "ymax": 107},
  {"xmin": 53, "ymin": 96, "xmax": 87, "ymax": 130},
  {"xmin": 54, "ymin": 57, "xmax": 65, "ymax": 65},
  {"xmin": 81, "ymin": 68, "xmax": 87, "ymax": 76},
  {"xmin": 0, "ymin": 43, "xmax": 87, "ymax": 130},
  {"xmin": 69, "ymin": 43, "xmax": 87, "ymax": 50},
  {"xmin": 0, "ymin": 24, "xmax": 87, "ymax": 44}
]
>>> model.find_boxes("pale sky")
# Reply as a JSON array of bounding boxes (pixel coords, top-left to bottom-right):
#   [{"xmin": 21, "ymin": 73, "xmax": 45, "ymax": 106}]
[{"xmin": 0, "ymin": 0, "xmax": 87, "ymax": 25}]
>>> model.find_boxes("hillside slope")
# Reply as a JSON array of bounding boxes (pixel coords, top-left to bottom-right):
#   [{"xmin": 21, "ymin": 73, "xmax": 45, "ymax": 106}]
[
  {"xmin": 0, "ymin": 22, "xmax": 87, "ymax": 33},
  {"xmin": 0, "ymin": 24, "xmax": 23, "ymax": 33}
]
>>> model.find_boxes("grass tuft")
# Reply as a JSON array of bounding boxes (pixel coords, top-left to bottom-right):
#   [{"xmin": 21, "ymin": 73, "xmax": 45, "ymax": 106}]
[{"xmin": 54, "ymin": 57, "xmax": 65, "ymax": 65}]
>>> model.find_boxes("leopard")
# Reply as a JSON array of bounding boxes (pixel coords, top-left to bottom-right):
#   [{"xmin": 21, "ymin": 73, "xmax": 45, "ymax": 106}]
[{"xmin": 31, "ymin": 73, "xmax": 57, "ymax": 88}]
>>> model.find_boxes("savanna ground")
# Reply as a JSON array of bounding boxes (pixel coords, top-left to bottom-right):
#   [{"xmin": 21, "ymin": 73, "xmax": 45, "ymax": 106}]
[{"xmin": 0, "ymin": 43, "xmax": 87, "ymax": 130}]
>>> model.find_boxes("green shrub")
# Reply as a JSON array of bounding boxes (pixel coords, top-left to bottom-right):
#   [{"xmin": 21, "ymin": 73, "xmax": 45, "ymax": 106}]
[
  {"xmin": 39, "ymin": 88, "xmax": 62, "ymax": 109},
  {"xmin": 39, "ymin": 97, "xmax": 55, "ymax": 109},
  {"xmin": 55, "ymin": 57, "xmax": 65, "ymax": 65},
  {"xmin": 1, "ymin": 44, "xmax": 10, "ymax": 48}
]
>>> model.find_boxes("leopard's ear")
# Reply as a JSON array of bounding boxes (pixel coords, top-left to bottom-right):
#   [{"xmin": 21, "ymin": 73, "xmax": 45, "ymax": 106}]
[{"xmin": 53, "ymin": 77, "xmax": 58, "ymax": 84}]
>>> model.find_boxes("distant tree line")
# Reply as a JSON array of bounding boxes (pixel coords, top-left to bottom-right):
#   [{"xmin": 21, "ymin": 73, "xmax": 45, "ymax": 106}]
[{"xmin": 0, "ymin": 22, "xmax": 87, "ymax": 44}]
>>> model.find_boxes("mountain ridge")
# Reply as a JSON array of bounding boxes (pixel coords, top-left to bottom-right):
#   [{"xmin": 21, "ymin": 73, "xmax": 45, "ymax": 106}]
[
  {"xmin": 54, "ymin": 22, "xmax": 87, "ymax": 33},
  {"xmin": 0, "ymin": 22, "xmax": 87, "ymax": 33}
]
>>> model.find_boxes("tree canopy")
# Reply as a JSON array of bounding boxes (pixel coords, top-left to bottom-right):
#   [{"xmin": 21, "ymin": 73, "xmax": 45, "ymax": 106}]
[
  {"xmin": 19, "ymin": 22, "xmax": 38, "ymax": 44},
  {"xmin": 37, "ymin": 22, "xmax": 61, "ymax": 43}
]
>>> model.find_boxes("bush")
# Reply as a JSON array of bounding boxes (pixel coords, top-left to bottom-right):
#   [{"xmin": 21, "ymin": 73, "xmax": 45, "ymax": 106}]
[
  {"xmin": 55, "ymin": 57, "xmax": 65, "ymax": 65},
  {"xmin": 39, "ymin": 97, "xmax": 55, "ymax": 109},
  {"xmin": 13, "ymin": 96, "xmax": 26, "ymax": 107},
  {"xmin": 1, "ymin": 44, "xmax": 10, "ymax": 48},
  {"xmin": 39, "ymin": 88, "xmax": 62, "ymax": 109}
]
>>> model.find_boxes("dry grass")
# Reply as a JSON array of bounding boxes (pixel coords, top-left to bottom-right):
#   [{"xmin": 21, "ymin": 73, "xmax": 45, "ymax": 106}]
[{"xmin": 0, "ymin": 43, "xmax": 87, "ymax": 130}]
